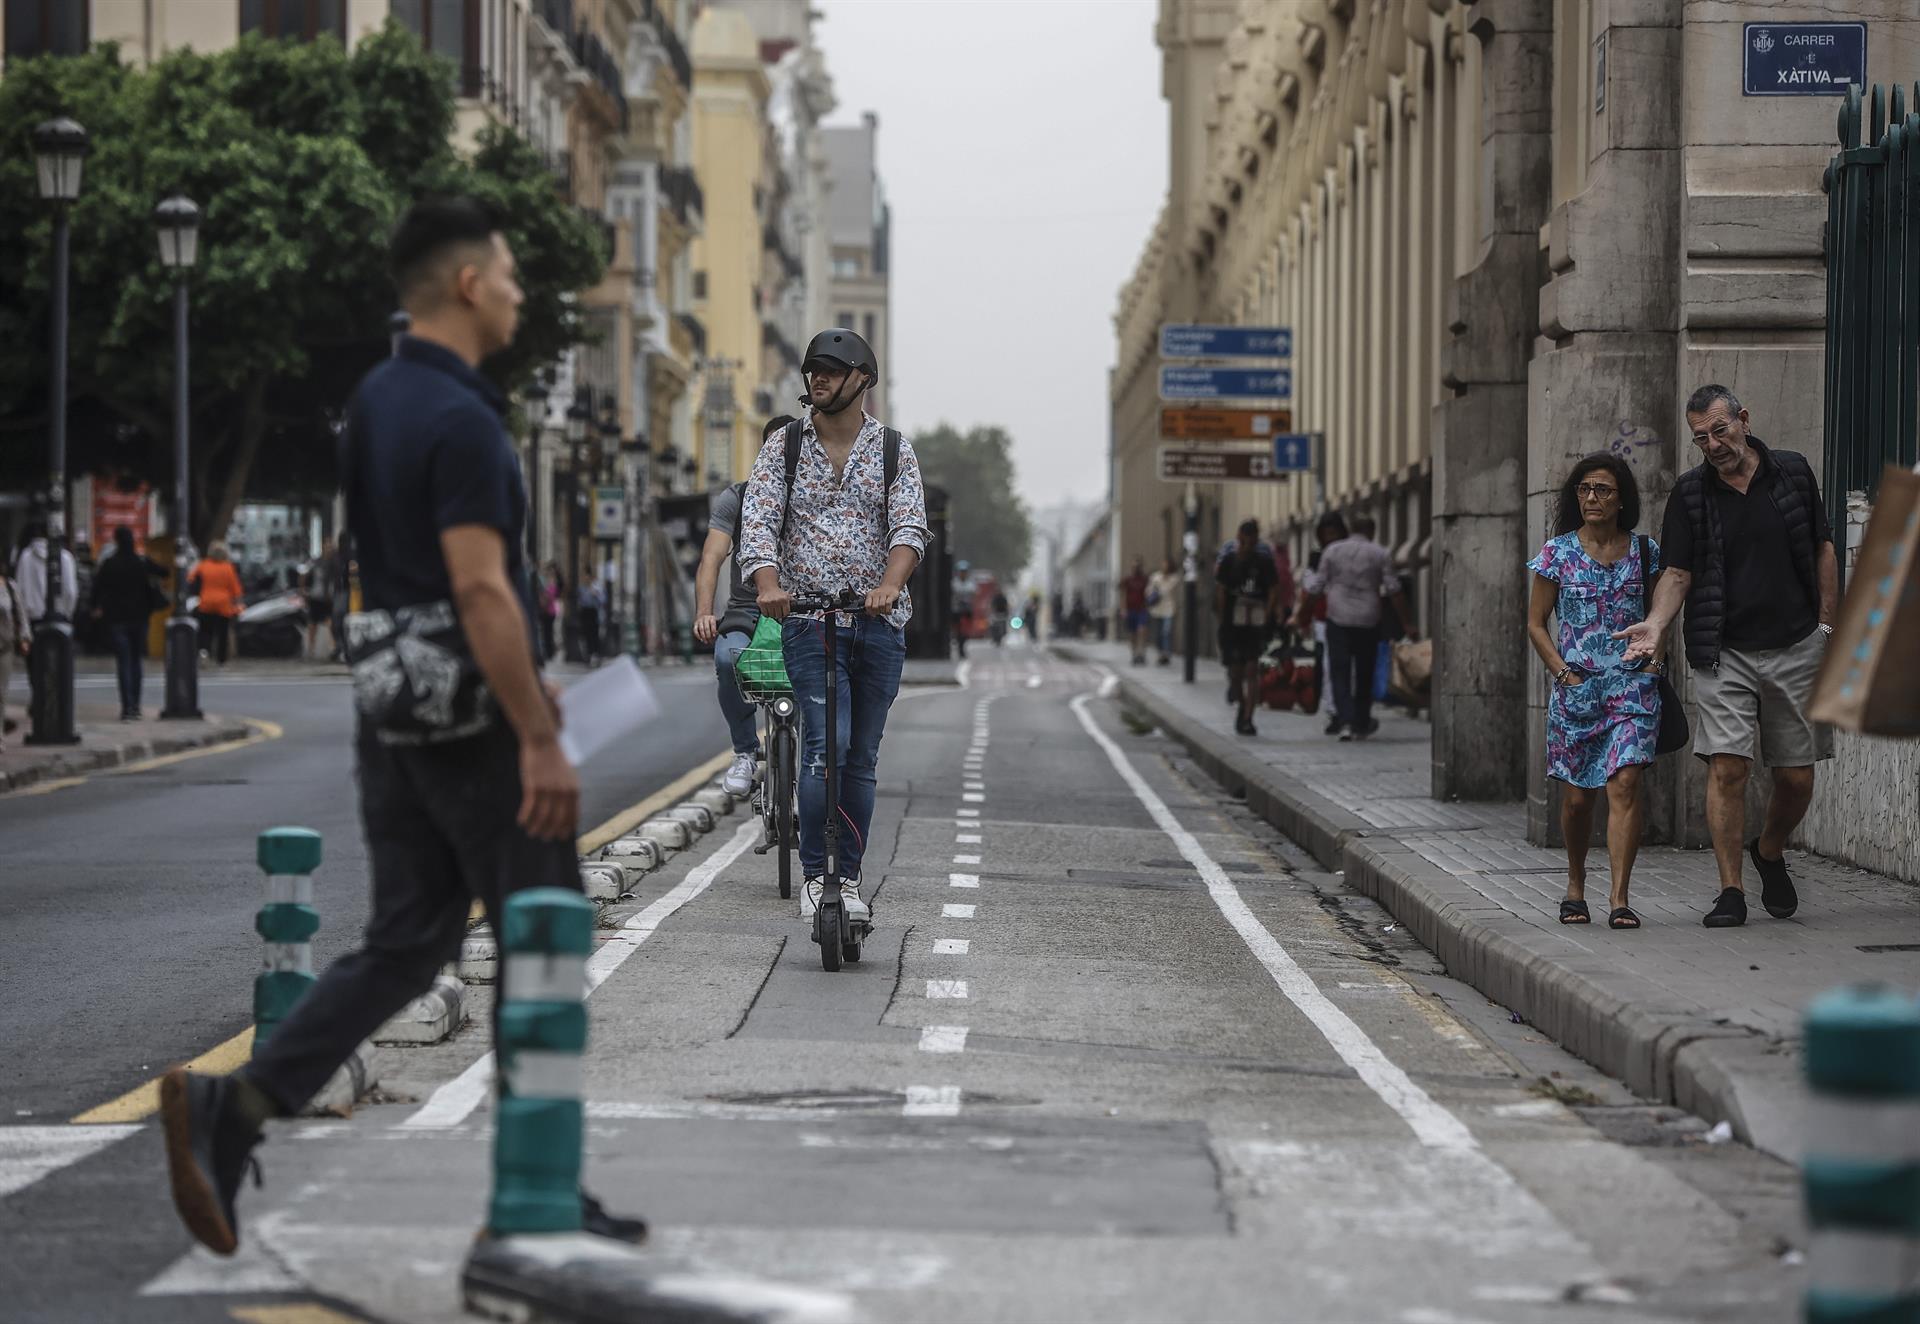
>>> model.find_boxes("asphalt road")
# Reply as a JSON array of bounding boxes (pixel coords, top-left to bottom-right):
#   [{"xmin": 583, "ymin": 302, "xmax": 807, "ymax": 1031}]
[
  {"xmin": 0, "ymin": 648, "xmax": 1803, "ymax": 1322},
  {"xmin": 0, "ymin": 663, "xmax": 732, "ymax": 1122}
]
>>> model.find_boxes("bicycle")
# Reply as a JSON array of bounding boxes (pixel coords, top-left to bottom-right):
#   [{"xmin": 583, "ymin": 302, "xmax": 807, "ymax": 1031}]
[
  {"xmin": 734, "ymin": 628, "xmax": 799, "ymax": 901},
  {"xmin": 788, "ymin": 588, "xmax": 869, "ymax": 972}
]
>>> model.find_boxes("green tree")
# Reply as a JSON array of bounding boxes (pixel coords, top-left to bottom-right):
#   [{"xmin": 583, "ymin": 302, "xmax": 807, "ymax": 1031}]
[
  {"xmin": 0, "ymin": 26, "xmax": 605, "ymax": 545},
  {"xmin": 912, "ymin": 423, "xmax": 1033, "ymax": 580}
]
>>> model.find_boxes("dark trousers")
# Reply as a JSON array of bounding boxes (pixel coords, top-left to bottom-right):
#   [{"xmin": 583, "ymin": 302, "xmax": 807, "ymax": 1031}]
[
  {"xmin": 197, "ymin": 612, "xmax": 231, "ymax": 664},
  {"xmin": 1326, "ymin": 623, "xmax": 1382, "ymax": 732},
  {"xmin": 109, "ymin": 622, "xmax": 144, "ymax": 716},
  {"xmin": 242, "ymin": 721, "xmax": 582, "ymax": 1114}
]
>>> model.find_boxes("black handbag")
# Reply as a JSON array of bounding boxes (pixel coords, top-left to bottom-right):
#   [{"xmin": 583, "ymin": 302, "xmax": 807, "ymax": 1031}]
[
  {"xmin": 337, "ymin": 402, "xmax": 496, "ymax": 746},
  {"xmin": 1638, "ymin": 534, "xmax": 1691, "ymax": 756}
]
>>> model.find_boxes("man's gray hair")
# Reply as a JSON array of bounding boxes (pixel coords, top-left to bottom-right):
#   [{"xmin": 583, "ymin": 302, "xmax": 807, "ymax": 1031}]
[
  {"xmin": 1352, "ymin": 513, "xmax": 1378, "ymax": 537},
  {"xmin": 1685, "ymin": 383, "xmax": 1742, "ymax": 419}
]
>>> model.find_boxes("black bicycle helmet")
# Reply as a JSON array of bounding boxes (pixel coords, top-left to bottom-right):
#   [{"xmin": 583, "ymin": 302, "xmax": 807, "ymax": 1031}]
[{"xmin": 799, "ymin": 327, "xmax": 878, "ymax": 416}]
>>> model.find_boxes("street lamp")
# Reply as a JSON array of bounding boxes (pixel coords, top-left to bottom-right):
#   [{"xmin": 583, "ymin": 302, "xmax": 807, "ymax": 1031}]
[
  {"xmin": 562, "ymin": 391, "xmax": 591, "ymax": 662},
  {"xmin": 524, "ymin": 374, "xmax": 549, "ymax": 574},
  {"xmin": 155, "ymin": 195, "xmax": 203, "ymax": 720},
  {"xmin": 27, "ymin": 117, "xmax": 89, "ymax": 746}
]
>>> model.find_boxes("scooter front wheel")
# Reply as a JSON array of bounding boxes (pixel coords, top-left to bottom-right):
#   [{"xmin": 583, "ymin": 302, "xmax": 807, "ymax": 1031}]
[{"xmin": 815, "ymin": 899, "xmax": 844, "ymax": 972}]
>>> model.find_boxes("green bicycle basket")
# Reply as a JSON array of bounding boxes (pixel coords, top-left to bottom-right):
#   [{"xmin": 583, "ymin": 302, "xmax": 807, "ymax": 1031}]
[{"xmin": 734, "ymin": 614, "xmax": 793, "ymax": 702}]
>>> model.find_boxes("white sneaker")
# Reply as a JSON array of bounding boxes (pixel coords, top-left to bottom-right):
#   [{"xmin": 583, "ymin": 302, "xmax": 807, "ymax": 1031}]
[
  {"xmin": 799, "ymin": 877, "xmax": 869, "ymax": 924},
  {"xmin": 722, "ymin": 752, "xmax": 758, "ymax": 797}
]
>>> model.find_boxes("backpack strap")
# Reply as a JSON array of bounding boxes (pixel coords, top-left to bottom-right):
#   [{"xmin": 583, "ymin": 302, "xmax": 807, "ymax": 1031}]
[
  {"xmin": 778, "ymin": 419, "xmax": 805, "ymax": 545},
  {"xmin": 778, "ymin": 419, "xmax": 901, "ymax": 546},
  {"xmin": 728, "ymin": 479, "xmax": 748, "ymax": 549}
]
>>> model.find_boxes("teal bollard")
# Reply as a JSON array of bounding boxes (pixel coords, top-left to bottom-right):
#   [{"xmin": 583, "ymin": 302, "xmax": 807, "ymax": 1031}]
[
  {"xmin": 1804, "ymin": 985, "xmax": 1920, "ymax": 1324},
  {"xmin": 489, "ymin": 887, "xmax": 594, "ymax": 1236},
  {"xmin": 252, "ymin": 827, "xmax": 322, "ymax": 1050}
]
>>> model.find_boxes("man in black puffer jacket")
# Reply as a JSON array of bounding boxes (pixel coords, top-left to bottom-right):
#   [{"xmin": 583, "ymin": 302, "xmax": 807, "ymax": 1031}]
[{"xmin": 1619, "ymin": 385, "xmax": 1838, "ymax": 930}]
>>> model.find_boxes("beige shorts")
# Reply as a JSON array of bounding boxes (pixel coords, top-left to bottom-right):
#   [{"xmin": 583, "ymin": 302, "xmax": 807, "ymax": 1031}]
[{"xmin": 1692, "ymin": 629, "xmax": 1835, "ymax": 767}]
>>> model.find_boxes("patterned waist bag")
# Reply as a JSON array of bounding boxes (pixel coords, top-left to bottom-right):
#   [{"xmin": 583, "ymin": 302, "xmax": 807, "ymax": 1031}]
[{"xmin": 344, "ymin": 600, "xmax": 495, "ymax": 746}]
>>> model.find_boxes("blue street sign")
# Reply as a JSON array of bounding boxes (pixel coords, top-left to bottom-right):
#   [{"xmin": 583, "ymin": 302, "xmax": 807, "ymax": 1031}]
[
  {"xmin": 1159, "ymin": 365, "xmax": 1291, "ymax": 401},
  {"xmin": 1160, "ymin": 324, "xmax": 1292, "ymax": 360},
  {"xmin": 1271, "ymin": 434, "xmax": 1314, "ymax": 472},
  {"xmin": 1743, "ymin": 23, "xmax": 1864, "ymax": 97}
]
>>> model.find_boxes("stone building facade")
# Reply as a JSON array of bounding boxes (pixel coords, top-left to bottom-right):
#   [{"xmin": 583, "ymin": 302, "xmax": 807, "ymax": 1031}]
[{"xmin": 1110, "ymin": 0, "xmax": 1920, "ymax": 877}]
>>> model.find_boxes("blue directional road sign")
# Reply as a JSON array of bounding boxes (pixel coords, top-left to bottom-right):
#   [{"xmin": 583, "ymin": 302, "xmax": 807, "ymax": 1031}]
[
  {"xmin": 1271, "ymin": 434, "xmax": 1314, "ymax": 472},
  {"xmin": 1160, "ymin": 324, "xmax": 1292, "ymax": 360},
  {"xmin": 1160, "ymin": 365, "xmax": 1291, "ymax": 401}
]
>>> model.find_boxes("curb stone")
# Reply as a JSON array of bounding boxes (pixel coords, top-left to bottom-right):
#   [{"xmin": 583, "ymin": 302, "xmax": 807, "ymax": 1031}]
[
  {"xmin": 460, "ymin": 926, "xmax": 498, "ymax": 983},
  {"xmin": 373, "ymin": 973, "xmax": 465, "ymax": 1045},
  {"xmin": 692, "ymin": 788, "xmax": 734, "ymax": 818},
  {"xmin": 0, "ymin": 717, "xmax": 254, "ymax": 795},
  {"xmin": 300, "ymin": 1042, "xmax": 375, "ymax": 1117},
  {"xmin": 667, "ymin": 803, "xmax": 715, "ymax": 834},
  {"xmin": 1066, "ymin": 648, "xmax": 1802, "ymax": 1161},
  {"xmin": 639, "ymin": 817, "xmax": 691, "ymax": 852}
]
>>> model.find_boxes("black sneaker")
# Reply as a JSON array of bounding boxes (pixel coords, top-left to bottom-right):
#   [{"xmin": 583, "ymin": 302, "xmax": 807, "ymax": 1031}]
[
  {"xmin": 1749, "ymin": 841, "xmax": 1799, "ymax": 918},
  {"xmin": 159, "ymin": 1069, "xmax": 262, "ymax": 1256},
  {"xmin": 581, "ymin": 1189, "xmax": 647, "ymax": 1244},
  {"xmin": 1702, "ymin": 887, "xmax": 1748, "ymax": 928},
  {"xmin": 1324, "ymin": 716, "xmax": 1345, "ymax": 737},
  {"xmin": 1235, "ymin": 717, "xmax": 1258, "ymax": 737},
  {"xmin": 1353, "ymin": 719, "xmax": 1380, "ymax": 740}
]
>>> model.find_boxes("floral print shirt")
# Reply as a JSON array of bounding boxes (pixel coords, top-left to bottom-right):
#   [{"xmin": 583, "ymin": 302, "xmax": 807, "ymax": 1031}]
[{"xmin": 737, "ymin": 412, "xmax": 932, "ymax": 629}]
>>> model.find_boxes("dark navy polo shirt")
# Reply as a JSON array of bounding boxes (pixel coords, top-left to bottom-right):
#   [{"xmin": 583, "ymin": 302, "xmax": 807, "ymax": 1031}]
[{"xmin": 344, "ymin": 336, "xmax": 532, "ymax": 631}]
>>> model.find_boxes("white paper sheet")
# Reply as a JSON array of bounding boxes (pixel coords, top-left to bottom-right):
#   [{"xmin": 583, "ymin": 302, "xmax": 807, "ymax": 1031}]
[{"xmin": 557, "ymin": 657, "xmax": 661, "ymax": 767}]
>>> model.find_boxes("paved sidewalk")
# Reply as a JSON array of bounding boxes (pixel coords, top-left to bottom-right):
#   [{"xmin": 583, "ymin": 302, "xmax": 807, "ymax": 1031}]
[
  {"xmin": 0, "ymin": 701, "xmax": 255, "ymax": 794},
  {"xmin": 1056, "ymin": 640, "xmax": 1920, "ymax": 1163}
]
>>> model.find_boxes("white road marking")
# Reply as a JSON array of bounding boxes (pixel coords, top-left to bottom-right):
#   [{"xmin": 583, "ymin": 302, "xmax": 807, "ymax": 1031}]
[
  {"xmin": 963, "ymin": 781, "xmax": 985, "ymax": 792},
  {"xmin": 956, "ymin": 833, "xmax": 982, "ymax": 844},
  {"xmin": 957, "ymin": 809, "xmax": 980, "ymax": 818},
  {"xmin": 903, "ymin": 1085, "xmax": 961, "ymax": 1117},
  {"xmin": 918, "ymin": 1026, "xmax": 969, "ymax": 1054},
  {"xmin": 1068, "ymin": 693, "xmax": 1478, "ymax": 1152},
  {"xmin": 403, "ymin": 820, "xmax": 759, "ymax": 1130},
  {"xmin": 1026, "ymin": 675, "xmax": 1043, "ymax": 689},
  {"xmin": 0, "ymin": 1124, "xmax": 141, "ymax": 1201},
  {"xmin": 962, "ymin": 793, "xmax": 984, "ymax": 803},
  {"xmin": 942, "ymin": 904, "xmax": 976, "ymax": 918},
  {"xmin": 955, "ymin": 660, "xmax": 972, "ymax": 689},
  {"xmin": 948, "ymin": 873, "xmax": 979, "ymax": 888},
  {"xmin": 952, "ymin": 854, "xmax": 981, "ymax": 865},
  {"xmin": 926, "ymin": 980, "xmax": 969, "ymax": 999},
  {"xmin": 140, "ymin": 1211, "xmax": 306, "ymax": 1295},
  {"xmin": 932, "ymin": 939, "xmax": 970, "ymax": 955}
]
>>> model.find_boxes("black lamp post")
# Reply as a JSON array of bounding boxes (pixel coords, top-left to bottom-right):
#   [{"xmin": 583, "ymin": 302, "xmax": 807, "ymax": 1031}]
[
  {"xmin": 524, "ymin": 374, "xmax": 549, "ymax": 577},
  {"xmin": 27, "ymin": 117, "xmax": 88, "ymax": 746},
  {"xmin": 155, "ymin": 195, "xmax": 203, "ymax": 719},
  {"xmin": 563, "ymin": 391, "xmax": 591, "ymax": 662}
]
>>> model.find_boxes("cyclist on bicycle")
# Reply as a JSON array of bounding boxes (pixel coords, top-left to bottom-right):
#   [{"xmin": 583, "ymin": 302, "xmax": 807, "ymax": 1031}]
[
  {"xmin": 737, "ymin": 328, "xmax": 929, "ymax": 924},
  {"xmin": 695, "ymin": 414, "xmax": 798, "ymax": 797}
]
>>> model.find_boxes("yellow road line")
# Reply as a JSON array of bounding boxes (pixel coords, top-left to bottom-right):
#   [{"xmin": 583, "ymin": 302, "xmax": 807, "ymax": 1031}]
[
  {"xmin": 230, "ymin": 1306, "xmax": 367, "ymax": 1324},
  {"xmin": 74, "ymin": 747, "xmax": 727, "ymax": 1120},
  {"xmin": 16, "ymin": 717, "xmax": 283, "ymax": 796},
  {"xmin": 71, "ymin": 1025, "xmax": 254, "ymax": 1124}
]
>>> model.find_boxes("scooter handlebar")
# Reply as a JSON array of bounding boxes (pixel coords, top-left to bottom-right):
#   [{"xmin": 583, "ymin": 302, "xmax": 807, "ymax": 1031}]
[{"xmin": 788, "ymin": 589, "xmax": 867, "ymax": 614}]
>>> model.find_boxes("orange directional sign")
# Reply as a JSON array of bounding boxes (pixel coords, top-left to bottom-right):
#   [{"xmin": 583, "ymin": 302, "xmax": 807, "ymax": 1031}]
[{"xmin": 1159, "ymin": 407, "xmax": 1293, "ymax": 441}]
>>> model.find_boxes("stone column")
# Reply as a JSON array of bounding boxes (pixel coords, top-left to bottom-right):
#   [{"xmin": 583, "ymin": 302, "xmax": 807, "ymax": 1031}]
[{"xmin": 1430, "ymin": 0, "xmax": 1553, "ymax": 801}]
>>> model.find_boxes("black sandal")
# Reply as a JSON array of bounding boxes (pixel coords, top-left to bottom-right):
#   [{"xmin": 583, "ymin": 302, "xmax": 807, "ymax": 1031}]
[
  {"xmin": 1608, "ymin": 907, "xmax": 1640, "ymax": 930},
  {"xmin": 1558, "ymin": 898, "xmax": 1591, "ymax": 924}
]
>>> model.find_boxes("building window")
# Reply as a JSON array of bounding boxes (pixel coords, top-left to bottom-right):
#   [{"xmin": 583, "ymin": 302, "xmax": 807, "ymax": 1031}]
[
  {"xmin": 836, "ymin": 312, "xmax": 854, "ymax": 330},
  {"xmin": 392, "ymin": 0, "xmax": 481, "ymax": 94},
  {"xmin": 832, "ymin": 256, "xmax": 860, "ymax": 278},
  {"xmin": 863, "ymin": 313, "xmax": 876, "ymax": 344},
  {"xmin": 692, "ymin": 270, "xmax": 708, "ymax": 300},
  {"xmin": 241, "ymin": 0, "xmax": 347, "ymax": 41},
  {"xmin": 5, "ymin": 0, "xmax": 88, "ymax": 59}
]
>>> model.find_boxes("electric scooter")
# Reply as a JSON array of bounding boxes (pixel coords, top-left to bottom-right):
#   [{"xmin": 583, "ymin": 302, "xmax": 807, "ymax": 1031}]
[{"xmin": 789, "ymin": 588, "xmax": 870, "ymax": 972}]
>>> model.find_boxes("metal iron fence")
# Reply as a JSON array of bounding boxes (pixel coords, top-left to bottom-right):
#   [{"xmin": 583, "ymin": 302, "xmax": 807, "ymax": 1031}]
[{"xmin": 1824, "ymin": 82, "xmax": 1920, "ymax": 555}]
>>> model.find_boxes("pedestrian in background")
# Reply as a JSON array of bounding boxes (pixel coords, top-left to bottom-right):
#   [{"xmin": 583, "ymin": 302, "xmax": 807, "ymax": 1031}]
[
  {"xmin": 1618, "ymin": 384, "xmax": 1837, "ymax": 928},
  {"xmin": 302, "ymin": 537, "xmax": 342, "ymax": 661},
  {"xmin": 1147, "ymin": 556, "xmax": 1180, "ymax": 665},
  {"xmin": 1120, "ymin": 557, "xmax": 1151, "ymax": 665},
  {"xmin": 0, "ymin": 562, "xmax": 25, "ymax": 752},
  {"xmin": 1527, "ymin": 454, "xmax": 1659, "ymax": 931},
  {"xmin": 90, "ymin": 526, "xmax": 167, "ymax": 721},
  {"xmin": 576, "ymin": 576, "xmax": 604, "ymax": 664},
  {"xmin": 188, "ymin": 543, "xmax": 244, "ymax": 666},
  {"xmin": 1308, "ymin": 513, "xmax": 1414, "ymax": 741},
  {"xmin": 538, "ymin": 562, "xmax": 563, "ymax": 661},
  {"xmin": 159, "ymin": 195, "xmax": 642, "ymax": 1258},
  {"xmin": 1024, "ymin": 592, "xmax": 1042, "ymax": 645},
  {"xmin": 1216, "ymin": 519, "xmax": 1280, "ymax": 737},
  {"xmin": 13, "ymin": 519, "xmax": 78, "ymax": 723}
]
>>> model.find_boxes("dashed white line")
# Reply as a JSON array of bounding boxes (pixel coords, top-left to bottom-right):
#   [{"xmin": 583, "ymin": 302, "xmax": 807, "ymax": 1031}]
[
  {"xmin": 962, "ymin": 793, "xmax": 985, "ymax": 803},
  {"xmin": 957, "ymin": 809, "xmax": 980, "ymax": 818},
  {"xmin": 943, "ymin": 903, "xmax": 976, "ymax": 918},
  {"xmin": 956, "ymin": 833, "xmax": 982, "ymax": 844},
  {"xmin": 953, "ymin": 854, "xmax": 981, "ymax": 865},
  {"xmin": 949, "ymin": 873, "xmax": 979, "ymax": 888},
  {"xmin": 918, "ymin": 1026, "xmax": 969, "ymax": 1054},
  {"xmin": 926, "ymin": 980, "xmax": 969, "ymax": 999},
  {"xmin": 932, "ymin": 939, "xmax": 970, "ymax": 955},
  {"xmin": 903, "ymin": 1085, "xmax": 962, "ymax": 1117}
]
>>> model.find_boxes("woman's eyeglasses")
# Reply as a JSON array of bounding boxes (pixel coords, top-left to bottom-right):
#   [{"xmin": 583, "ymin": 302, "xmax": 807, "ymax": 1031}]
[{"xmin": 1576, "ymin": 483, "xmax": 1619, "ymax": 499}]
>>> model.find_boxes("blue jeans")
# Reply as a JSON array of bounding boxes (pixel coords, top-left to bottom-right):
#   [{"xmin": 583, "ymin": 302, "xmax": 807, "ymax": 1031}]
[
  {"xmin": 712, "ymin": 630, "xmax": 761, "ymax": 756},
  {"xmin": 1154, "ymin": 615, "xmax": 1176, "ymax": 657},
  {"xmin": 110, "ymin": 622, "xmax": 144, "ymax": 716},
  {"xmin": 782, "ymin": 614, "xmax": 905, "ymax": 882}
]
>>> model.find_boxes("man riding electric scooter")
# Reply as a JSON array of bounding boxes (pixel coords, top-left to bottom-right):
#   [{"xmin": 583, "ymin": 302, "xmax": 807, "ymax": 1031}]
[{"xmin": 736, "ymin": 328, "xmax": 930, "ymax": 940}]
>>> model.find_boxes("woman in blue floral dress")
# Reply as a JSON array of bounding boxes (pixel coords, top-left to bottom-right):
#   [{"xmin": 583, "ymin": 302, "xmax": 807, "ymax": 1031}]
[{"xmin": 1526, "ymin": 454, "xmax": 1663, "ymax": 930}]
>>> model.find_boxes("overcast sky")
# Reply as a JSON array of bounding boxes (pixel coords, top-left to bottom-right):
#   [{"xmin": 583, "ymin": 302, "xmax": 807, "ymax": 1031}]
[{"xmin": 814, "ymin": 0, "xmax": 1168, "ymax": 514}]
